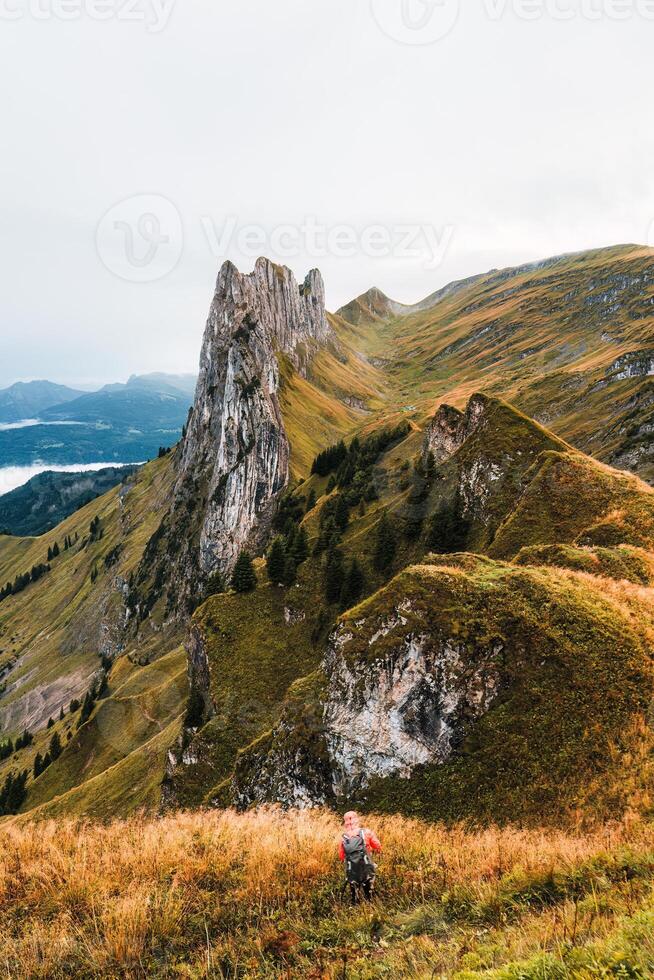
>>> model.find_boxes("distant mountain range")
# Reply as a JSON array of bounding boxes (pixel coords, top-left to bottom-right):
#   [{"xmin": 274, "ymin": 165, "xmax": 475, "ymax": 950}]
[
  {"xmin": 0, "ymin": 372, "xmax": 197, "ymax": 479},
  {"xmin": 0, "ymin": 380, "xmax": 85, "ymax": 423}
]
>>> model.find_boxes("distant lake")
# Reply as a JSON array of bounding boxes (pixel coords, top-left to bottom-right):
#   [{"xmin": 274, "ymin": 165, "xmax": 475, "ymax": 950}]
[
  {"xmin": 0, "ymin": 419, "xmax": 86, "ymax": 431},
  {"xmin": 0, "ymin": 462, "xmax": 139, "ymax": 496}
]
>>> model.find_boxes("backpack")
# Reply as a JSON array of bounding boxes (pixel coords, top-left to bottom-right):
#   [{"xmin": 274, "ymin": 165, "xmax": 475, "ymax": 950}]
[{"xmin": 342, "ymin": 830, "xmax": 375, "ymax": 884}]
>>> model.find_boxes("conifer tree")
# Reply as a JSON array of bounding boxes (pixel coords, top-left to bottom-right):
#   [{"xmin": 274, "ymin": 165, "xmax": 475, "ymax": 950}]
[
  {"xmin": 334, "ymin": 494, "xmax": 350, "ymax": 531},
  {"xmin": 292, "ymin": 526, "xmax": 309, "ymax": 564},
  {"xmin": 373, "ymin": 510, "xmax": 397, "ymax": 572},
  {"xmin": 340, "ymin": 558, "xmax": 365, "ymax": 609},
  {"xmin": 305, "ymin": 489, "xmax": 317, "ymax": 513},
  {"xmin": 231, "ymin": 552, "xmax": 257, "ymax": 593},
  {"xmin": 324, "ymin": 548, "xmax": 345, "ymax": 604},
  {"xmin": 267, "ymin": 536, "xmax": 287, "ymax": 584},
  {"xmin": 49, "ymin": 731, "xmax": 62, "ymax": 762},
  {"xmin": 283, "ymin": 554, "xmax": 297, "ymax": 587}
]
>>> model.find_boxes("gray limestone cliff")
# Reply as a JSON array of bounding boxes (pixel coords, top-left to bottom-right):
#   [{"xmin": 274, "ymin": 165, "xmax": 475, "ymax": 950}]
[
  {"xmin": 130, "ymin": 258, "xmax": 332, "ymax": 618},
  {"xmin": 232, "ymin": 588, "xmax": 504, "ymax": 809}
]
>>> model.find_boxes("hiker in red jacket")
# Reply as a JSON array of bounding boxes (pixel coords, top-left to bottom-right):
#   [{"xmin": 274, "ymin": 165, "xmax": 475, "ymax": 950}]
[{"xmin": 339, "ymin": 810, "xmax": 382, "ymax": 903}]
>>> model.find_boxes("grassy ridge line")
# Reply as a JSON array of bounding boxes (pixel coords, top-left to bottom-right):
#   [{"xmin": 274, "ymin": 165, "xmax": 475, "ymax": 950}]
[
  {"xmin": 341, "ymin": 245, "xmax": 654, "ymax": 480},
  {"xmin": 2, "ymin": 808, "xmax": 654, "ymax": 977},
  {"xmin": 278, "ymin": 313, "xmax": 389, "ymax": 481},
  {"xmin": 12, "ymin": 716, "xmax": 184, "ymax": 822},
  {"xmin": 195, "ymin": 396, "xmax": 654, "ymax": 822}
]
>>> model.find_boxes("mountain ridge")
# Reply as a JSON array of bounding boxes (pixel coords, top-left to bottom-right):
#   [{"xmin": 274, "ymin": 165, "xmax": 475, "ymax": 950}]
[{"xmin": 3, "ymin": 245, "xmax": 654, "ymax": 827}]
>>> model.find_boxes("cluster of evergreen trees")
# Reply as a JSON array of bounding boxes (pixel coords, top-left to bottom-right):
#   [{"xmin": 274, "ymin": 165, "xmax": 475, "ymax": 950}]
[
  {"xmin": 311, "ymin": 440, "xmax": 348, "ymax": 477},
  {"xmin": 217, "ymin": 423, "xmax": 469, "ymax": 611},
  {"xmin": 0, "ymin": 527, "xmax": 81, "ymax": 606},
  {"xmin": 0, "ymin": 729, "xmax": 34, "ymax": 761},
  {"xmin": 0, "ymin": 561, "xmax": 50, "ymax": 604},
  {"xmin": 89, "ymin": 516, "xmax": 103, "ymax": 542},
  {"xmin": 310, "ymin": 423, "xmax": 410, "ymax": 509},
  {"xmin": 46, "ymin": 535, "xmax": 77, "ymax": 561},
  {"xmin": 33, "ymin": 730, "xmax": 62, "ymax": 780},
  {"xmin": 46, "ymin": 541, "xmax": 60, "ymax": 562},
  {"xmin": 426, "ymin": 491, "xmax": 471, "ymax": 553},
  {"xmin": 0, "ymin": 769, "xmax": 28, "ymax": 815},
  {"xmin": 266, "ymin": 525, "xmax": 309, "ymax": 586},
  {"xmin": 399, "ymin": 452, "xmax": 471, "ymax": 553},
  {"xmin": 76, "ymin": 672, "xmax": 108, "ymax": 730}
]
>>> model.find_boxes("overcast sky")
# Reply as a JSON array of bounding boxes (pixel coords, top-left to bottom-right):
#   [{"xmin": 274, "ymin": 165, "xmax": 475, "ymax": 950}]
[{"xmin": 1, "ymin": 0, "xmax": 652, "ymax": 389}]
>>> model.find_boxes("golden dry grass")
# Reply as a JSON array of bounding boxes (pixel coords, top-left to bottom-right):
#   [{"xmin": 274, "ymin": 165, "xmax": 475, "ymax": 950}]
[{"xmin": 2, "ymin": 808, "xmax": 654, "ymax": 978}]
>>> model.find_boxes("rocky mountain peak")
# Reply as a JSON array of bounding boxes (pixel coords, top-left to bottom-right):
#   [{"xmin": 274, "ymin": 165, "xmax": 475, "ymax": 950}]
[
  {"xmin": 131, "ymin": 258, "xmax": 333, "ymax": 618},
  {"xmin": 202, "ymin": 257, "xmax": 331, "ymax": 376}
]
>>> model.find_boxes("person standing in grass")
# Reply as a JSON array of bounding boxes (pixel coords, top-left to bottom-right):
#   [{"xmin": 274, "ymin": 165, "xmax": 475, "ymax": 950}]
[{"xmin": 339, "ymin": 810, "xmax": 382, "ymax": 903}]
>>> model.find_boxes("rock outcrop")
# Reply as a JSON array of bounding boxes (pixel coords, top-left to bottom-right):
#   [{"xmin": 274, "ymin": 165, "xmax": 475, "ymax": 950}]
[
  {"xmin": 322, "ymin": 613, "xmax": 502, "ymax": 798},
  {"xmin": 233, "ymin": 568, "xmax": 506, "ymax": 809},
  {"xmin": 607, "ymin": 349, "xmax": 654, "ymax": 382},
  {"xmin": 232, "ymin": 552, "xmax": 653, "ymax": 822},
  {"xmin": 131, "ymin": 258, "xmax": 332, "ymax": 617},
  {"xmin": 423, "ymin": 394, "xmax": 488, "ymax": 464}
]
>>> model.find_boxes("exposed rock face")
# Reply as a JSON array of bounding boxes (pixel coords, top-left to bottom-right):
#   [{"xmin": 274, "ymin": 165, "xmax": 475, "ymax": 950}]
[
  {"xmin": 234, "ymin": 595, "xmax": 503, "ymax": 808},
  {"xmin": 132, "ymin": 258, "xmax": 332, "ymax": 616},
  {"xmin": 323, "ymin": 615, "xmax": 502, "ymax": 797},
  {"xmin": 178, "ymin": 258, "xmax": 330, "ymax": 577},
  {"xmin": 422, "ymin": 393, "xmax": 566, "ymax": 549},
  {"xmin": 608, "ymin": 349, "xmax": 654, "ymax": 381},
  {"xmin": 186, "ymin": 624, "xmax": 213, "ymax": 721},
  {"xmin": 423, "ymin": 394, "xmax": 487, "ymax": 464},
  {"xmin": 232, "ymin": 711, "xmax": 333, "ymax": 810}
]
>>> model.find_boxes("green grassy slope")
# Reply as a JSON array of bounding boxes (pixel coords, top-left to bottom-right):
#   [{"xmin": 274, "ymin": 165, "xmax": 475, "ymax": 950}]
[
  {"xmin": 358, "ymin": 555, "xmax": 654, "ymax": 824},
  {"xmin": 173, "ymin": 391, "xmax": 654, "ymax": 823},
  {"xmin": 0, "ymin": 454, "xmax": 187, "ymax": 818},
  {"xmin": 338, "ymin": 245, "xmax": 654, "ymax": 481}
]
